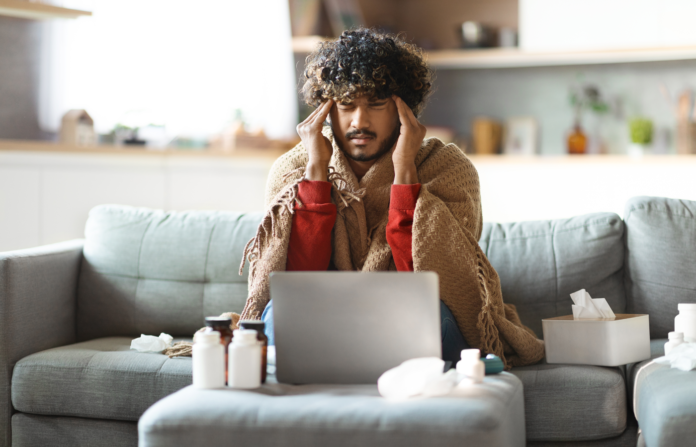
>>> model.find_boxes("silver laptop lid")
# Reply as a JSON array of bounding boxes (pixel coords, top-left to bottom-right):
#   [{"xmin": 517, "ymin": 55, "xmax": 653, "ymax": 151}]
[{"xmin": 270, "ymin": 271, "xmax": 441, "ymax": 384}]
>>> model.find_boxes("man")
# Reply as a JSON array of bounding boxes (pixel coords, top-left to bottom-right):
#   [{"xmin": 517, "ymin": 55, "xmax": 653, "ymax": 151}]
[{"xmin": 239, "ymin": 28, "xmax": 544, "ymax": 368}]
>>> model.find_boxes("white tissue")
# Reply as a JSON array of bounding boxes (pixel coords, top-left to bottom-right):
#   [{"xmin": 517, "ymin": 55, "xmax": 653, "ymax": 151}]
[
  {"xmin": 130, "ymin": 333, "xmax": 173, "ymax": 353},
  {"xmin": 654, "ymin": 342, "xmax": 696, "ymax": 371},
  {"xmin": 570, "ymin": 289, "xmax": 616, "ymax": 320},
  {"xmin": 377, "ymin": 357, "xmax": 458, "ymax": 400}
]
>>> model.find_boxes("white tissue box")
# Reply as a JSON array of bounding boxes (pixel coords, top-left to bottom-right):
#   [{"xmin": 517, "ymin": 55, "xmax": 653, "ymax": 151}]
[{"xmin": 542, "ymin": 314, "xmax": 651, "ymax": 366}]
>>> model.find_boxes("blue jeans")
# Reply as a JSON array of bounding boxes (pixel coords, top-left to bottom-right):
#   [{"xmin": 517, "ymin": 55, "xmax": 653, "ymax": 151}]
[{"xmin": 261, "ymin": 300, "xmax": 469, "ymax": 364}]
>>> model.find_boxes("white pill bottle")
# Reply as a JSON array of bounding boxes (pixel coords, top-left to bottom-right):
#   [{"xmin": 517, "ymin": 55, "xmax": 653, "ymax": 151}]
[
  {"xmin": 228, "ymin": 329, "xmax": 261, "ymax": 389},
  {"xmin": 675, "ymin": 303, "xmax": 696, "ymax": 343},
  {"xmin": 192, "ymin": 331, "xmax": 225, "ymax": 389}
]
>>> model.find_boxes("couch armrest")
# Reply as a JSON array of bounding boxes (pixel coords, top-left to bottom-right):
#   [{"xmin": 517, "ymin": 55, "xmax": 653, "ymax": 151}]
[{"xmin": 0, "ymin": 239, "xmax": 84, "ymax": 447}]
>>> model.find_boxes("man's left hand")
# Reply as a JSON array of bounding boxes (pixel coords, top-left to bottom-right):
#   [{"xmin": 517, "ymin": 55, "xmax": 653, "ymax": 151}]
[{"xmin": 392, "ymin": 95, "xmax": 426, "ymax": 185}]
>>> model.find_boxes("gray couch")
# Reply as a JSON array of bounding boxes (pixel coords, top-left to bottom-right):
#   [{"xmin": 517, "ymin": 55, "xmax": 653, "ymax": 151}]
[{"xmin": 1, "ymin": 196, "xmax": 695, "ymax": 447}]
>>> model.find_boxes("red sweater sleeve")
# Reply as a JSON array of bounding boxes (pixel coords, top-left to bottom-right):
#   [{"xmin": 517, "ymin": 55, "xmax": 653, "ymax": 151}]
[
  {"xmin": 286, "ymin": 181, "xmax": 337, "ymax": 271},
  {"xmin": 386, "ymin": 183, "xmax": 421, "ymax": 272}
]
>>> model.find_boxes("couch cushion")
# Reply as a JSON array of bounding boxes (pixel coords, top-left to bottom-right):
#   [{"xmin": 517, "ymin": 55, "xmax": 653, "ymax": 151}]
[
  {"xmin": 77, "ymin": 205, "xmax": 263, "ymax": 339},
  {"xmin": 623, "ymin": 196, "xmax": 696, "ymax": 339},
  {"xmin": 479, "ymin": 213, "xmax": 626, "ymax": 337},
  {"xmin": 633, "ymin": 359, "xmax": 696, "ymax": 447},
  {"xmin": 510, "ymin": 362, "xmax": 626, "ymax": 441},
  {"xmin": 12, "ymin": 337, "xmax": 192, "ymax": 421},
  {"xmin": 139, "ymin": 373, "xmax": 526, "ymax": 447}
]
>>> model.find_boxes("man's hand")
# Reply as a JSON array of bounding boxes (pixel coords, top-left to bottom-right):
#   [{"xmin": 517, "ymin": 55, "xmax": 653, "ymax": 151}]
[
  {"xmin": 392, "ymin": 96, "xmax": 426, "ymax": 184},
  {"xmin": 297, "ymin": 99, "xmax": 334, "ymax": 182}
]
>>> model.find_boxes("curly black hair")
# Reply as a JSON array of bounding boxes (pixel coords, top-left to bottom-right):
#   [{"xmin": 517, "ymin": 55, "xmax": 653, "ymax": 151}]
[{"xmin": 300, "ymin": 27, "xmax": 434, "ymax": 118}]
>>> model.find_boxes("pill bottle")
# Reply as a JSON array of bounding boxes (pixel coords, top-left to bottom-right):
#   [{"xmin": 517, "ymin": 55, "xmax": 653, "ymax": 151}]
[
  {"xmin": 204, "ymin": 316, "xmax": 233, "ymax": 383},
  {"xmin": 239, "ymin": 320, "xmax": 268, "ymax": 383},
  {"xmin": 675, "ymin": 304, "xmax": 696, "ymax": 343},
  {"xmin": 664, "ymin": 331, "xmax": 684, "ymax": 355},
  {"xmin": 192, "ymin": 332, "xmax": 225, "ymax": 389},
  {"xmin": 456, "ymin": 348, "xmax": 484, "ymax": 384},
  {"xmin": 228, "ymin": 329, "xmax": 262, "ymax": 389}
]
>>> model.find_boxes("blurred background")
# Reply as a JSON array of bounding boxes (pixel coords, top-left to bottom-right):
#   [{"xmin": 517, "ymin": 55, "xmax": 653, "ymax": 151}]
[{"xmin": 1, "ymin": 0, "xmax": 696, "ymax": 251}]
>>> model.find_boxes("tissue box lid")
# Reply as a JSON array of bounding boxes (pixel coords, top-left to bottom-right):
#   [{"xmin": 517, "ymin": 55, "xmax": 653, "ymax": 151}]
[
  {"xmin": 542, "ymin": 314, "xmax": 650, "ymax": 366},
  {"xmin": 543, "ymin": 314, "xmax": 646, "ymax": 322}
]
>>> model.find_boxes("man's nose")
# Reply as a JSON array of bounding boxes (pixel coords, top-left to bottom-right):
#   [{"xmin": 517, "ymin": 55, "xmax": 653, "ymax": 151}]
[{"xmin": 350, "ymin": 106, "xmax": 370, "ymax": 130}]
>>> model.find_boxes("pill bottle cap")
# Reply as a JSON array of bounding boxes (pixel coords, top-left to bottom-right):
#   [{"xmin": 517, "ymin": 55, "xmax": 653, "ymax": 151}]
[
  {"xmin": 197, "ymin": 331, "xmax": 220, "ymax": 344},
  {"xmin": 678, "ymin": 303, "xmax": 696, "ymax": 312},
  {"xmin": 460, "ymin": 348, "xmax": 481, "ymax": 362},
  {"xmin": 205, "ymin": 316, "xmax": 232, "ymax": 327},
  {"xmin": 239, "ymin": 320, "xmax": 265, "ymax": 332},
  {"xmin": 233, "ymin": 329, "xmax": 258, "ymax": 344},
  {"xmin": 669, "ymin": 331, "xmax": 684, "ymax": 340}
]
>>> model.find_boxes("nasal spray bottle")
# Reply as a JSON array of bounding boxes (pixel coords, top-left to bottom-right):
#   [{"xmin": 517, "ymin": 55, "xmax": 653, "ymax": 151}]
[{"xmin": 456, "ymin": 349, "xmax": 485, "ymax": 385}]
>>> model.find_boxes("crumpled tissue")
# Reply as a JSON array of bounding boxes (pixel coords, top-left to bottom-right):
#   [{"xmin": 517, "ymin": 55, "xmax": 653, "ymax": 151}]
[
  {"xmin": 654, "ymin": 342, "xmax": 696, "ymax": 371},
  {"xmin": 570, "ymin": 289, "xmax": 615, "ymax": 320},
  {"xmin": 130, "ymin": 333, "xmax": 173, "ymax": 353},
  {"xmin": 377, "ymin": 357, "xmax": 459, "ymax": 400}
]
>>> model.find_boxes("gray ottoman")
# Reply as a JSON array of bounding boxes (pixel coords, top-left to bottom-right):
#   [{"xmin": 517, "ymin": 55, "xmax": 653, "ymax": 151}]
[
  {"xmin": 139, "ymin": 373, "xmax": 525, "ymax": 447},
  {"xmin": 634, "ymin": 361, "xmax": 696, "ymax": 447}
]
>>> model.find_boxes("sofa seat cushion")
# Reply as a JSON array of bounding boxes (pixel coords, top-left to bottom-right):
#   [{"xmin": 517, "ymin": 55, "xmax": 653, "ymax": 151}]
[
  {"xmin": 139, "ymin": 373, "xmax": 526, "ymax": 447},
  {"xmin": 12, "ymin": 337, "xmax": 192, "ymax": 421},
  {"xmin": 510, "ymin": 362, "xmax": 626, "ymax": 441},
  {"xmin": 633, "ymin": 359, "xmax": 696, "ymax": 447}
]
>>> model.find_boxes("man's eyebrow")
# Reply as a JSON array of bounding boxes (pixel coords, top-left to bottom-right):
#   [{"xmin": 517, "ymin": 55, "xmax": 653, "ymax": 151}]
[{"xmin": 368, "ymin": 99, "xmax": 387, "ymax": 104}]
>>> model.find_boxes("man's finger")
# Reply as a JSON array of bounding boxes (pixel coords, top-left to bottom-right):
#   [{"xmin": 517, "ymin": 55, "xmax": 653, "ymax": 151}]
[
  {"xmin": 393, "ymin": 96, "xmax": 418, "ymax": 128},
  {"xmin": 309, "ymin": 99, "xmax": 333, "ymax": 125},
  {"xmin": 304, "ymin": 99, "xmax": 332, "ymax": 124}
]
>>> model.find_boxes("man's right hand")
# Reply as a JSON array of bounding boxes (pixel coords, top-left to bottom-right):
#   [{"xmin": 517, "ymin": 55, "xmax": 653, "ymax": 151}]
[{"xmin": 296, "ymin": 99, "xmax": 334, "ymax": 182}]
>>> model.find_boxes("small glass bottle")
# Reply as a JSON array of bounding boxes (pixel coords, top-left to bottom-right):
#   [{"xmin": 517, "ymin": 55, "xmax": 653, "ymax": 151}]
[
  {"xmin": 192, "ymin": 332, "xmax": 225, "ymax": 389},
  {"xmin": 204, "ymin": 316, "xmax": 233, "ymax": 383},
  {"xmin": 239, "ymin": 320, "xmax": 268, "ymax": 383},
  {"xmin": 228, "ymin": 329, "xmax": 261, "ymax": 389},
  {"xmin": 567, "ymin": 123, "xmax": 587, "ymax": 155},
  {"xmin": 664, "ymin": 332, "xmax": 684, "ymax": 355}
]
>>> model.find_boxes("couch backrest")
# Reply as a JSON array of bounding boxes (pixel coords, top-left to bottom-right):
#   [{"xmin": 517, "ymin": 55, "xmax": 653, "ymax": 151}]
[
  {"xmin": 623, "ymin": 196, "xmax": 696, "ymax": 339},
  {"xmin": 479, "ymin": 212, "xmax": 626, "ymax": 338},
  {"xmin": 76, "ymin": 205, "xmax": 263, "ymax": 340}
]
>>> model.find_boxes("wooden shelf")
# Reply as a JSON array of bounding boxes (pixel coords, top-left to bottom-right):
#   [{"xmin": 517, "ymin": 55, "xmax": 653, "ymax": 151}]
[
  {"xmin": 292, "ymin": 35, "xmax": 330, "ymax": 54},
  {"xmin": 0, "ymin": 0, "xmax": 91, "ymax": 19},
  {"xmin": 293, "ymin": 37, "xmax": 696, "ymax": 69},
  {"xmin": 427, "ymin": 46, "xmax": 696, "ymax": 69}
]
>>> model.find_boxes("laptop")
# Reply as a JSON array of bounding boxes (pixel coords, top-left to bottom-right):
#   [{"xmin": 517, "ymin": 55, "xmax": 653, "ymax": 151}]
[{"xmin": 269, "ymin": 271, "xmax": 441, "ymax": 384}]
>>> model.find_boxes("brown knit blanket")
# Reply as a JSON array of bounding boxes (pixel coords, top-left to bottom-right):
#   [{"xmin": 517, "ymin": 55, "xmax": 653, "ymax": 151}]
[{"xmin": 225, "ymin": 127, "xmax": 544, "ymax": 369}]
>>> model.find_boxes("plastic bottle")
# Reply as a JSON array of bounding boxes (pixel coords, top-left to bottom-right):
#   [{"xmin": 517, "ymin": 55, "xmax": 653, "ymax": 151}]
[
  {"xmin": 664, "ymin": 331, "xmax": 685, "ymax": 355},
  {"xmin": 192, "ymin": 332, "xmax": 225, "ymax": 389},
  {"xmin": 228, "ymin": 329, "xmax": 261, "ymax": 389},
  {"xmin": 203, "ymin": 316, "xmax": 233, "ymax": 384},
  {"xmin": 239, "ymin": 320, "xmax": 268, "ymax": 383},
  {"xmin": 675, "ymin": 303, "xmax": 696, "ymax": 343},
  {"xmin": 456, "ymin": 348, "xmax": 485, "ymax": 384}
]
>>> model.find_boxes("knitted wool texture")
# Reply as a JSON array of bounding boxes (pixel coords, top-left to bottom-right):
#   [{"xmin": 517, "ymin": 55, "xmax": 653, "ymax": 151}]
[{"xmin": 239, "ymin": 127, "xmax": 545, "ymax": 369}]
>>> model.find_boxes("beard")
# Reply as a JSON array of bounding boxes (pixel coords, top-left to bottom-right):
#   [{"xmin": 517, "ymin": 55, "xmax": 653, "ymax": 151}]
[{"xmin": 334, "ymin": 122, "xmax": 401, "ymax": 163}]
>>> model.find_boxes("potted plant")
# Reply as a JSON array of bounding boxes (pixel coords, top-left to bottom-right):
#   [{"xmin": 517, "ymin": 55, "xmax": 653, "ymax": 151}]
[{"xmin": 628, "ymin": 118, "xmax": 653, "ymax": 157}]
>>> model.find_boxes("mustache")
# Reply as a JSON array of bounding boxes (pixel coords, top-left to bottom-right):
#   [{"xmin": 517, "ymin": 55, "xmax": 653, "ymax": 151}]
[{"xmin": 345, "ymin": 129, "xmax": 377, "ymax": 140}]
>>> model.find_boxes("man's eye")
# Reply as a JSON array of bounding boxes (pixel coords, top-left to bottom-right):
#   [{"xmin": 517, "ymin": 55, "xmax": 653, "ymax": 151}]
[{"xmin": 370, "ymin": 103, "xmax": 387, "ymax": 108}]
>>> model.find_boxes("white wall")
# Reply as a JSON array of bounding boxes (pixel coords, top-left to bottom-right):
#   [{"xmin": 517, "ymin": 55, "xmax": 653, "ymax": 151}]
[
  {"xmin": 0, "ymin": 150, "xmax": 275, "ymax": 252},
  {"xmin": 2, "ymin": 150, "xmax": 696, "ymax": 252}
]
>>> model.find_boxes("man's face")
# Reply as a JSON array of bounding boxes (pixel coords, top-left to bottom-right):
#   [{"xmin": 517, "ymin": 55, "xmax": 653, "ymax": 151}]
[{"xmin": 329, "ymin": 95, "xmax": 401, "ymax": 163}]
